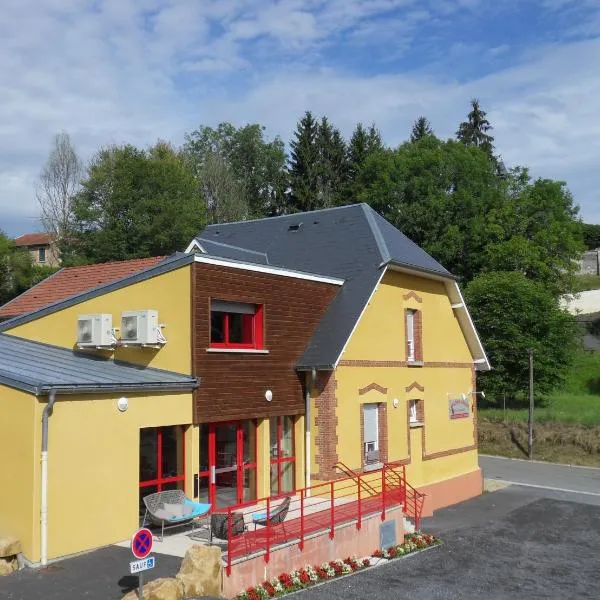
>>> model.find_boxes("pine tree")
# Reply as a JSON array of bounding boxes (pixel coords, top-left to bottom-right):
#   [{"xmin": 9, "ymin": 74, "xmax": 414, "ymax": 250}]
[
  {"xmin": 410, "ymin": 117, "xmax": 434, "ymax": 142},
  {"xmin": 288, "ymin": 111, "xmax": 320, "ymax": 212},
  {"xmin": 346, "ymin": 123, "xmax": 383, "ymax": 198},
  {"xmin": 317, "ymin": 117, "xmax": 348, "ymax": 207},
  {"xmin": 456, "ymin": 99, "xmax": 495, "ymax": 158}
]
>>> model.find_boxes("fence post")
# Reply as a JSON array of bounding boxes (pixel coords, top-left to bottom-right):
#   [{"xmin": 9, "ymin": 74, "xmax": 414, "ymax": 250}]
[
  {"xmin": 329, "ymin": 481, "xmax": 335, "ymax": 539},
  {"xmin": 226, "ymin": 507, "xmax": 232, "ymax": 576},
  {"xmin": 357, "ymin": 474, "xmax": 362, "ymax": 531},
  {"xmin": 264, "ymin": 497, "xmax": 271, "ymax": 564},
  {"xmin": 381, "ymin": 466, "xmax": 386, "ymax": 521},
  {"xmin": 299, "ymin": 489, "xmax": 305, "ymax": 550}
]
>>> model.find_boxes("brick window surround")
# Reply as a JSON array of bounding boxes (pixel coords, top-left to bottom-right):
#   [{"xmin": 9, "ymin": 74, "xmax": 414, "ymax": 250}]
[
  {"xmin": 405, "ymin": 309, "xmax": 423, "ymax": 363},
  {"xmin": 360, "ymin": 402, "xmax": 388, "ymax": 469}
]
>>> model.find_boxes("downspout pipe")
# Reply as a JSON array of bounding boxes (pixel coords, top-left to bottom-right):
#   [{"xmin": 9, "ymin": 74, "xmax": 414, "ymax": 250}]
[
  {"xmin": 41, "ymin": 388, "xmax": 58, "ymax": 567},
  {"xmin": 305, "ymin": 369, "xmax": 316, "ymax": 495}
]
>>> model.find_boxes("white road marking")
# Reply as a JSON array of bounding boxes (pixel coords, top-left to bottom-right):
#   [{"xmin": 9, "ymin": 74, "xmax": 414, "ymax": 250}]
[{"xmin": 494, "ymin": 479, "xmax": 600, "ymax": 497}]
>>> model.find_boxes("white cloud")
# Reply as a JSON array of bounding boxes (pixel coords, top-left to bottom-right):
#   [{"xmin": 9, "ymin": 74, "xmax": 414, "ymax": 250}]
[{"xmin": 1, "ymin": 0, "xmax": 600, "ymax": 237}]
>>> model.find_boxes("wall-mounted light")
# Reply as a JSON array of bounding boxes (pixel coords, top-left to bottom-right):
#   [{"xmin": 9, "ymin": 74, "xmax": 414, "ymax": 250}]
[
  {"xmin": 392, "ymin": 398, "xmax": 399, "ymax": 408},
  {"xmin": 117, "ymin": 397, "xmax": 129, "ymax": 412},
  {"xmin": 265, "ymin": 389, "xmax": 273, "ymax": 402}
]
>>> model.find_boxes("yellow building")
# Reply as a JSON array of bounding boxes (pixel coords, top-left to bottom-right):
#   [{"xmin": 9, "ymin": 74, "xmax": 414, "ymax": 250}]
[{"xmin": 0, "ymin": 204, "xmax": 488, "ymax": 564}]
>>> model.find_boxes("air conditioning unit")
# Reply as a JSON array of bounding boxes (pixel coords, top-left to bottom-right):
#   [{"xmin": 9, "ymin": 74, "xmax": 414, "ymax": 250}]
[
  {"xmin": 120, "ymin": 310, "xmax": 165, "ymax": 345},
  {"xmin": 77, "ymin": 314, "xmax": 115, "ymax": 348}
]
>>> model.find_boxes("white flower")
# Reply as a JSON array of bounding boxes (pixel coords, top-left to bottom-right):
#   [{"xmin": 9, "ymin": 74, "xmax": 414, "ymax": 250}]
[{"xmin": 342, "ymin": 564, "xmax": 352, "ymax": 574}]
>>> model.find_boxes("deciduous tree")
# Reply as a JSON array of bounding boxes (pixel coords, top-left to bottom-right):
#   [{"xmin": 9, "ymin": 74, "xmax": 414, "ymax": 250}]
[{"xmin": 465, "ymin": 271, "xmax": 579, "ymax": 400}]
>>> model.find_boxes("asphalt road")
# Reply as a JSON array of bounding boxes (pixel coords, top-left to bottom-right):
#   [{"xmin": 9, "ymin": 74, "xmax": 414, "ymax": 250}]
[
  {"xmin": 2, "ymin": 456, "xmax": 599, "ymax": 599},
  {"xmin": 300, "ymin": 485, "xmax": 600, "ymax": 600},
  {"xmin": 480, "ymin": 454, "xmax": 600, "ymax": 495}
]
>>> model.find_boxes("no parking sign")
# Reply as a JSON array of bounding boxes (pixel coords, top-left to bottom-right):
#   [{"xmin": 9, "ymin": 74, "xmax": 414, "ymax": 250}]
[
  {"xmin": 131, "ymin": 527, "xmax": 153, "ymax": 559},
  {"xmin": 130, "ymin": 527, "xmax": 155, "ymax": 599}
]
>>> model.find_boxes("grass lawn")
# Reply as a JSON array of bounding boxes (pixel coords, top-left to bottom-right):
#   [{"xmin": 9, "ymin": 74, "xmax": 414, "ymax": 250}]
[
  {"xmin": 479, "ymin": 350, "xmax": 600, "ymax": 426},
  {"xmin": 478, "ymin": 350, "xmax": 600, "ymax": 465},
  {"xmin": 572, "ymin": 274, "xmax": 600, "ymax": 292}
]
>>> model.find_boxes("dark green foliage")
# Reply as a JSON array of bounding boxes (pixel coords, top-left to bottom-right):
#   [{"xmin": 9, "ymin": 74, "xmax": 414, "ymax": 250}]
[
  {"xmin": 582, "ymin": 223, "xmax": 600, "ymax": 250},
  {"xmin": 0, "ymin": 233, "xmax": 57, "ymax": 304},
  {"xmin": 356, "ymin": 138, "xmax": 583, "ymax": 293},
  {"xmin": 66, "ymin": 142, "xmax": 205, "ymax": 263},
  {"xmin": 465, "ymin": 271, "xmax": 579, "ymax": 400},
  {"xmin": 288, "ymin": 111, "xmax": 321, "ymax": 212},
  {"xmin": 184, "ymin": 122, "xmax": 287, "ymax": 219},
  {"xmin": 410, "ymin": 117, "xmax": 434, "ymax": 142},
  {"xmin": 456, "ymin": 98, "xmax": 495, "ymax": 159}
]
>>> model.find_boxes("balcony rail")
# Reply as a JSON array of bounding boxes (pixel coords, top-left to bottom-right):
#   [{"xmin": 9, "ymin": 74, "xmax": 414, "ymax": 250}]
[{"xmin": 223, "ymin": 464, "xmax": 406, "ymax": 575}]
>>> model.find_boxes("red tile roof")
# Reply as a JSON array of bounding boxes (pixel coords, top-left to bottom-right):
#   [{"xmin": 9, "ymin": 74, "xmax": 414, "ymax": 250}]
[
  {"xmin": 0, "ymin": 256, "xmax": 166, "ymax": 320},
  {"xmin": 14, "ymin": 232, "xmax": 55, "ymax": 247}
]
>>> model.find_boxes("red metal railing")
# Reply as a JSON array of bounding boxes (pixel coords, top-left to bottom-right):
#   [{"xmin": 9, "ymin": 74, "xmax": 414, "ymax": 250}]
[
  {"xmin": 383, "ymin": 462, "xmax": 426, "ymax": 531},
  {"xmin": 223, "ymin": 465, "xmax": 404, "ymax": 575}
]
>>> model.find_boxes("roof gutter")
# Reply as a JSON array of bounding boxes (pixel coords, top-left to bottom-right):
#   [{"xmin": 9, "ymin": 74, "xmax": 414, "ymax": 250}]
[{"xmin": 41, "ymin": 388, "xmax": 58, "ymax": 566}]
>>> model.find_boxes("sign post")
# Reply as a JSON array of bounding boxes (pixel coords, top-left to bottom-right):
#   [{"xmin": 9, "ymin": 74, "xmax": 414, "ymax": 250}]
[{"xmin": 131, "ymin": 528, "xmax": 154, "ymax": 599}]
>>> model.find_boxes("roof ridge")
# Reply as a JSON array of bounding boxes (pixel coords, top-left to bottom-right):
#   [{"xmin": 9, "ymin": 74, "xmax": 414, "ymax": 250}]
[
  {"xmin": 360, "ymin": 204, "xmax": 391, "ymax": 265},
  {"xmin": 197, "ymin": 237, "xmax": 269, "ymax": 261},
  {"xmin": 202, "ymin": 203, "xmax": 365, "ymax": 230},
  {"xmin": 61, "ymin": 256, "xmax": 166, "ymax": 271}
]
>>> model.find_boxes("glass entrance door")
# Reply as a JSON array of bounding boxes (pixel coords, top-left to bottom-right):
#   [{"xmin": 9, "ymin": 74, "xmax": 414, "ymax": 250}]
[{"xmin": 198, "ymin": 421, "xmax": 257, "ymax": 509}]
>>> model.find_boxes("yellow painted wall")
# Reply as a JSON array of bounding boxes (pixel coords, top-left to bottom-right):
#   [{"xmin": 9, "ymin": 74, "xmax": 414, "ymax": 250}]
[
  {"xmin": 0, "ymin": 387, "xmax": 39, "ymax": 560},
  {"xmin": 39, "ymin": 390, "xmax": 193, "ymax": 561},
  {"xmin": 5, "ymin": 266, "xmax": 191, "ymax": 374},
  {"xmin": 331, "ymin": 267, "xmax": 479, "ymax": 492},
  {"xmin": 341, "ymin": 270, "xmax": 472, "ymax": 364}
]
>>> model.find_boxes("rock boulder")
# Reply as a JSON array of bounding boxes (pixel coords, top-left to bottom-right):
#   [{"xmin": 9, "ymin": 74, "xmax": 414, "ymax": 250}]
[
  {"xmin": 0, "ymin": 537, "xmax": 21, "ymax": 558},
  {"xmin": 122, "ymin": 577, "xmax": 184, "ymax": 600},
  {"xmin": 176, "ymin": 544, "xmax": 222, "ymax": 598}
]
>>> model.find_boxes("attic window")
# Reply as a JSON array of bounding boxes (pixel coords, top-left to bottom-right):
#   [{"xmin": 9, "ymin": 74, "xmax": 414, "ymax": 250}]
[{"xmin": 288, "ymin": 223, "xmax": 303, "ymax": 232}]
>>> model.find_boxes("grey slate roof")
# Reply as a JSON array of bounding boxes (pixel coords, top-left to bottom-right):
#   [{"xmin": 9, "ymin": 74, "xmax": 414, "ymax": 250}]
[
  {"xmin": 192, "ymin": 203, "xmax": 453, "ymax": 369},
  {"xmin": 0, "ymin": 333, "xmax": 199, "ymax": 395}
]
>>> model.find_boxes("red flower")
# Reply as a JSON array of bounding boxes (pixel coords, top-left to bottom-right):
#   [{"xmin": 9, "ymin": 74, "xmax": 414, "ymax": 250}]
[
  {"xmin": 246, "ymin": 587, "xmax": 260, "ymax": 600},
  {"xmin": 373, "ymin": 549, "xmax": 384, "ymax": 558},
  {"xmin": 316, "ymin": 567, "xmax": 328, "ymax": 579},
  {"xmin": 329, "ymin": 561, "xmax": 343, "ymax": 575},
  {"xmin": 278, "ymin": 573, "xmax": 294, "ymax": 589},
  {"xmin": 299, "ymin": 570, "xmax": 311, "ymax": 584},
  {"xmin": 262, "ymin": 581, "xmax": 276, "ymax": 597},
  {"xmin": 388, "ymin": 547, "xmax": 397, "ymax": 558},
  {"xmin": 362, "ymin": 558, "xmax": 371, "ymax": 567}
]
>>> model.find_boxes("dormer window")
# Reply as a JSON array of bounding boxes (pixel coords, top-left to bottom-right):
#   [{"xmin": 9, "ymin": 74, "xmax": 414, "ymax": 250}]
[{"xmin": 210, "ymin": 300, "xmax": 264, "ymax": 349}]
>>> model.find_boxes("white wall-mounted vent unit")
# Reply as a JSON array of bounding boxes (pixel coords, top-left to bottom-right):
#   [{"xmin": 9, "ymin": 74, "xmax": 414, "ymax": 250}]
[
  {"xmin": 77, "ymin": 314, "xmax": 115, "ymax": 348},
  {"xmin": 120, "ymin": 310, "xmax": 166, "ymax": 345}
]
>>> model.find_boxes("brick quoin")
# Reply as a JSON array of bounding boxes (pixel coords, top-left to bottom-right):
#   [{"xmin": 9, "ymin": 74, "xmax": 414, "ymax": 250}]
[{"xmin": 314, "ymin": 371, "xmax": 339, "ymax": 481}]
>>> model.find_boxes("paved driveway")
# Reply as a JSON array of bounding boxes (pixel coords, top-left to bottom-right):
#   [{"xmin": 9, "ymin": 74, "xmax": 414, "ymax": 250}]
[
  {"xmin": 2, "ymin": 461, "xmax": 600, "ymax": 600},
  {"xmin": 301, "ymin": 483, "xmax": 600, "ymax": 600}
]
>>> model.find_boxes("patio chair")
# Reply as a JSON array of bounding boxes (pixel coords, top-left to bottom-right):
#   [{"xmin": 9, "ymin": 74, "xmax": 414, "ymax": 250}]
[
  {"xmin": 142, "ymin": 490, "xmax": 211, "ymax": 542},
  {"xmin": 251, "ymin": 496, "xmax": 291, "ymax": 531}
]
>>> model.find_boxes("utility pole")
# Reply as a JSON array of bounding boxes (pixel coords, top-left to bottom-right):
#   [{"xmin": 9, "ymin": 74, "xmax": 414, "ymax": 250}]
[{"xmin": 528, "ymin": 348, "xmax": 534, "ymax": 459}]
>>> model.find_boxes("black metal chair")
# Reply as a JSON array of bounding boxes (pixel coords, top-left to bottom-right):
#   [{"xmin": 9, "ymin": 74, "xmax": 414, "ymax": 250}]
[{"xmin": 251, "ymin": 496, "xmax": 291, "ymax": 530}]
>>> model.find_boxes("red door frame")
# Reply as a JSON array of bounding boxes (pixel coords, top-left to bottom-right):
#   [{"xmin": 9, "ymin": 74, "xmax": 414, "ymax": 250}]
[
  {"xmin": 199, "ymin": 421, "xmax": 257, "ymax": 508},
  {"xmin": 139, "ymin": 426, "xmax": 186, "ymax": 493}
]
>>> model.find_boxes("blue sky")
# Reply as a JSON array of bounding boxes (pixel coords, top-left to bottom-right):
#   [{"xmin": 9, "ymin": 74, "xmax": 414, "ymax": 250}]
[{"xmin": 2, "ymin": 0, "xmax": 600, "ymax": 237}]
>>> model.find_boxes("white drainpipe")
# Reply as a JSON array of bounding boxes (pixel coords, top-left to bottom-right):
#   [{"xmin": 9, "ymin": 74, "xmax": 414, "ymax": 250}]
[
  {"xmin": 41, "ymin": 388, "xmax": 58, "ymax": 567},
  {"xmin": 305, "ymin": 369, "xmax": 316, "ymax": 494}
]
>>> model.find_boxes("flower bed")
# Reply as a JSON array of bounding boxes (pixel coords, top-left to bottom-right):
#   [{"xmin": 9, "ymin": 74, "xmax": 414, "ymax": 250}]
[{"xmin": 234, "ymin": 533, "xmax": 440, "ymax": 599}]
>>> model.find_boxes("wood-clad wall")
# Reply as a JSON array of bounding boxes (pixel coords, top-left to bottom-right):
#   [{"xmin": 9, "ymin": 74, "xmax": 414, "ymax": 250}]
[{"xmin": 192, "ymin": 262, "xmax": 339, "ymax": 423}]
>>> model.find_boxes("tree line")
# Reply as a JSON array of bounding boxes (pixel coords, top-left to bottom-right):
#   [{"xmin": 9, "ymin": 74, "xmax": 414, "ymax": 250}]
[{"xmin": 23, "ymin": 99, "xmax": 591, "ymax": 400}]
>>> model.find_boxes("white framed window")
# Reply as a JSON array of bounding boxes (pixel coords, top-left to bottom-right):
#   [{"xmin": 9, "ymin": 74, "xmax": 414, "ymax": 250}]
[
  {"xmin": 406, "ymin": 309, "xmax": 415, "ymax": 362},
  {"xmin": 363, "ymin": 404, "xmax": 379, "ymax": 464},
  {"xmin": 409, "ymin": 399, "xmax": 422, "ymax": 425}
]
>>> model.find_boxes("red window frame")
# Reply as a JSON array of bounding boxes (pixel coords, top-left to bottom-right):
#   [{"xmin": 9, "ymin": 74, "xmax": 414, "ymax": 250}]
[
  {"xmin": 210, "ymin": 304, "xmax": 264, "ymax": 350},
  {"xmin": 139, "ymin": 426, "xmax": 186, "ymax": 493},
  {"xmin": 270, "ymin": 416, "xmax": 296, "ymax": 497}
]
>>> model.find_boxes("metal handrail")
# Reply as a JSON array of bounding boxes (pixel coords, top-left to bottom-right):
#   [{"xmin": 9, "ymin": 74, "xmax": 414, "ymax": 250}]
[{"xmin": 333, "ymin": 461, "xmax": 379, "ymax": 496}]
